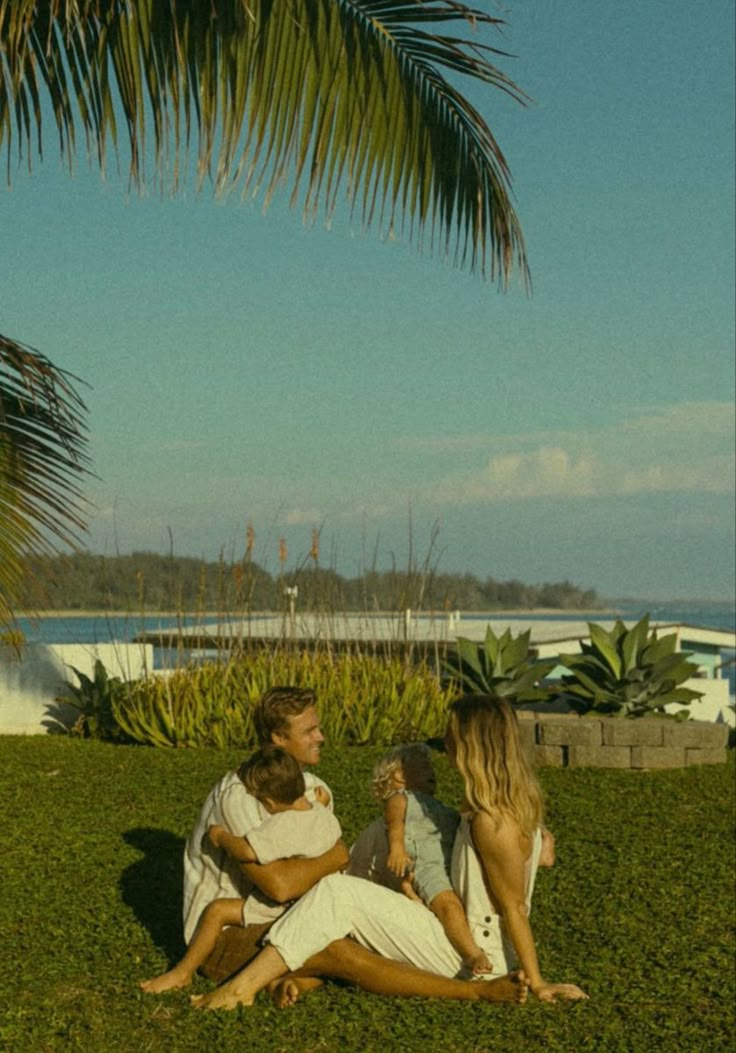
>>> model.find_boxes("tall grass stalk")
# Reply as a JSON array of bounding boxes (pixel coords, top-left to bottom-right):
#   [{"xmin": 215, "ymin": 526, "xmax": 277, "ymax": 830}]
[{"xmin": 115, "ymin": 651, "xmax": 452, "ymax": 749}]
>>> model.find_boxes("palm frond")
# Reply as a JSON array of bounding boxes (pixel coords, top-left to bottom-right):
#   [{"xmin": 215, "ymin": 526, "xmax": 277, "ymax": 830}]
[
  {"xmin": 0, "ymin": 333, "xmax": 90, "ymax": 627},
  {"xmin": 0, "ymin": 0, "xmax": 529, "ymax": 286}
]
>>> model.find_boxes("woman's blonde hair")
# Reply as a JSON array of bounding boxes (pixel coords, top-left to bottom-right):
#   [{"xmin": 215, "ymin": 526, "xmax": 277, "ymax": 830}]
[
  {"xmin": 448, "ymin": 695, "xmax": 543, "ymax": 836},
  {"xmin": 371, "ymin": 742, "xmax": 433, "ymax": 801}
]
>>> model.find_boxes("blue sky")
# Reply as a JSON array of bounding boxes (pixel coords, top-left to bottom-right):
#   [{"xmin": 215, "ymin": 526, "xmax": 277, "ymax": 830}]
[{"xmin": 2, "ymin": 0, "xmax": 734, "ymax": 600}]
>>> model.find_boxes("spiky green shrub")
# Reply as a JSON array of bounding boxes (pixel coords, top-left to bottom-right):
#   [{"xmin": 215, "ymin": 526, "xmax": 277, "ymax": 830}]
[
  {"xmin": 559, "ymin": 615, "xmax": 704, "ymax": 717},
  {"xmin": 441, "ymin": 627, "xmax": 557, "ymax": 705},
  {"xmin": 110, "ymin": 651, "xmax": 454, "ymax": 748},
  {"xmin": 57, "ymin": 659, "xmax": 133, "ymax": 741}
]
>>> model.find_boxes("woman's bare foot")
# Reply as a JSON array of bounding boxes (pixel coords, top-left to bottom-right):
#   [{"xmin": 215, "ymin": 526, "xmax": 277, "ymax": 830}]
[
  {"xmin": 531, "ymin": 979, "xmax": 588, "ymax": 1002},
  {"xmin": 139, "ymin": 967, "xmax": 192, "ymax": 994},
  {"xmin": 268, "ymin": 975, "xmax": 324, "ymax": 1008},
  {"xmin": 476, "ymin": 970, "xmax": 529, "ymax": 1004}
]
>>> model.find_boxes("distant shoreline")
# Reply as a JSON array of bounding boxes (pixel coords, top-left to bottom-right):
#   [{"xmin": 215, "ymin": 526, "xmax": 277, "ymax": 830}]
[{"xmin": 24, "ymin": 607, "xmax": 620, "ymax": 619}]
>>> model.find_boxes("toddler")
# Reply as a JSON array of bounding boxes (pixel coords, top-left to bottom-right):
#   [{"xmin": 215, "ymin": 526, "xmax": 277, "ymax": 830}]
[
  {"xmin": 373, "ymin": 742, "xmax": 491, "ymax": 977},
  {"xmin": 140, "ymin": 745, "xmax": 341, "ymax": 993}
]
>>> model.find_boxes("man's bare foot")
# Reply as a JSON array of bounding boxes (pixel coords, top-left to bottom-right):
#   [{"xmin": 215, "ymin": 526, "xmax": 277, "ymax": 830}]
[
  {"xmin": 268, "ymin": 975, "xmax": 324, "ymax": 1008},
  {"xmin": 139, "ymin": 968, "xmax": 192, "ymax": 994},
  {"xmin": 476, "ymin": 970, "xmax": 529, "ymax": 1005},
  {"xmin": 190, "ymin": 986, "xmax": 256, "ymax": 1011}
]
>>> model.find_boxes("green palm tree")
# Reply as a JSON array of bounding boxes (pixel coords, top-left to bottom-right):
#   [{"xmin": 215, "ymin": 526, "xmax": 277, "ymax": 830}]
[
  {"xmin": 0, "ymin": 334, "xmax": 90, "ymax": 627},
  {"xmin": 0, "ymin": 0, "xmax": 531, "ymax": 623}
]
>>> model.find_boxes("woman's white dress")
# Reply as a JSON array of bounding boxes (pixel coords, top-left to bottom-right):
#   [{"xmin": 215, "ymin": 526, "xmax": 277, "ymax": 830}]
[{"xmin": 266, "ymin": 818, "xmax": 542, "ymax": 979}]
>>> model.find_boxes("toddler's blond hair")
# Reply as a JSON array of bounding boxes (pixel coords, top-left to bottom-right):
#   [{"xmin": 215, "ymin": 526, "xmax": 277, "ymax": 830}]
[{"xmin": 371, "ymin": 742, "xmax": 433, "ymax": 801}]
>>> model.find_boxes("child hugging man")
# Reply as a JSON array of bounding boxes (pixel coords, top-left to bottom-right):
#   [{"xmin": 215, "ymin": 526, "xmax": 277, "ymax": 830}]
[
  {"xmin": 373, "ymin": 742, "xmax": 492, "ymax": 977},
  {"xmin": 140, "ymin": 745, "xmax": 341, "ymax": 994}
]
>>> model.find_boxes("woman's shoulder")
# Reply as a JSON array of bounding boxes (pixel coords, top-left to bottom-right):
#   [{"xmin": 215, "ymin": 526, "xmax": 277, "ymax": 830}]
[{"xmin": 470, "ymin": 809, "xmax": 527, "ymax": 852}]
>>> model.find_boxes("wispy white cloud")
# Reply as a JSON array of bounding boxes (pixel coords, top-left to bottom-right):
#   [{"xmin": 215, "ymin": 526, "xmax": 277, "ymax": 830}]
[
  {"xmin": 398, "ymin": 402, "xmax": 735, "ymax": 456},
  {"xmin": 618, "ymin": 402, "xmax": 735, "ymax": 436},
  {"xmin": 411, "ymin": 402, "xmax": 735, "ymax": 506}
]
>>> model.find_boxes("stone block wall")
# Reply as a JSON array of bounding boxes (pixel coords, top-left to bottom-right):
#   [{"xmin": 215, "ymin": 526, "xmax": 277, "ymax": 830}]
[{"xmin": 517, "ymin": 711, "xmax": 730, "ymax": 769}]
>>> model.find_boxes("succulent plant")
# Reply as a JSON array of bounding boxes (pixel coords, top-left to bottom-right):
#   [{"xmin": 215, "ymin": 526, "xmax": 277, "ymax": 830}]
[
  {"xmin": 57, "ymin": 660, "xmax": 131, "ymax": 740},
  {"xmin": 442, "ymin": 626, "xmax": 557, "ymax": 705},
  {"xmin": 558, "ymin": 615, "xmax": 703, "ymax": 717}
]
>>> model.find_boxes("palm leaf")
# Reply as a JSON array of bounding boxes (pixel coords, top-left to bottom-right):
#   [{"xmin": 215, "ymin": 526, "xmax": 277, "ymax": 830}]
[
  {"xmin": 0, "ymin": 333, "xmax": 90, "ymax": 627},
  {"xmin": 0, "ymin": 0, "xmax": 529, "ymax": 286}
]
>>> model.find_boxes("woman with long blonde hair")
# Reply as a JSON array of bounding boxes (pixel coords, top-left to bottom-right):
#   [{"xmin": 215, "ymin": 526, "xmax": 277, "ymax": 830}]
[
  {"xmin": 192, "ymin": 696, "xmax": 587, "ymax": 1010},
  {"xmin": 445, "ymin": 695, "xmax": 560, "ymax": 1000}
]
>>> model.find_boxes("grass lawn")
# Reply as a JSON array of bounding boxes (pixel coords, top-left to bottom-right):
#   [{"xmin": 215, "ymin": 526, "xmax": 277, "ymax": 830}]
[{"xmin": 0, "ymin": 736, "xmax": 733, "ymax": 1053}]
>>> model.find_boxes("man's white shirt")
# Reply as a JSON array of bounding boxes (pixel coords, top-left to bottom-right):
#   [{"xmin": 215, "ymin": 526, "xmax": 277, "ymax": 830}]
[{"xmin": 183, "ymin": 769, "xmax": 332, "ymax": 943}]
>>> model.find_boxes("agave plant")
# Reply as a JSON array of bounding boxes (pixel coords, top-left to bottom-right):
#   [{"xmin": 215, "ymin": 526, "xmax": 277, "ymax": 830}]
[
  {"xmin": 558, "ymin": 615, "xmax": 703, "ymax": 717},
  {"xmin": 57, "ymin": 659, "xmax": 131, "ymax": 741},
  {"xmin": 442, "ymin": 627, "xmax": 557, "ymax": 705}
]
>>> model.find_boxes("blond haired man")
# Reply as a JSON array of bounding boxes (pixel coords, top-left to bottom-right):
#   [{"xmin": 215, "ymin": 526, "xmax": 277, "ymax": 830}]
[{"xmin": 183, "ymin": 687, "xmax": 348, "ymax": 979}]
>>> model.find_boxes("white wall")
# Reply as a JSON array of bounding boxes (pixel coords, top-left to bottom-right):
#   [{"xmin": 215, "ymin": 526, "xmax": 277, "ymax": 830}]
[
  {"xmin": 666, "ymin": 677, "xmax": 734, "ymax": 726},
  {"xmin": 0, "ymin": 642, "xmax": 153, "ymax": 735}
]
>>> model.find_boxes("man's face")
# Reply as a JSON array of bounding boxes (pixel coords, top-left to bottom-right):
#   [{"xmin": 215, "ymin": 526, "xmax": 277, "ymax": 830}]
[{"xmin": 272, "ymin": 706, "xmax": 324, "ymax": 767}]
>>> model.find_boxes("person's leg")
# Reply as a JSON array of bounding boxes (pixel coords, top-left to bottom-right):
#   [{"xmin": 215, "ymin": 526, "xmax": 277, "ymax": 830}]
[
  {"xmin": 428, "ymin": 890, "xmax": 491, "ymax": 975},
  {"xmin": 294, "ymin": 938, "xmax": 527, "ymax": 1002},
  {"xmin": 140, "ymin": 899, "xmax": 245, "ymax": 993},
  {"xmin": 194, "ymin": 938, "xmax": 528, "ymax": 1012},
  {"xmin": 191, "ymin": 945, "xmax": 291, "ymax": 1010},
  {"xmin": 265, "ymin": 873, "xmax": 463, "ymax": 978},
  {"xmin": 194, "ymin": 874, "xmax": 530, "ymax": 1011}
]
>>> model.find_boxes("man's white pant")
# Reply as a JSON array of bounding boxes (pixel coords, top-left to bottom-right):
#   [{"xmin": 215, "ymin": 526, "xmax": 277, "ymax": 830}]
[{"xmin": 267, "ymin": 873, "xmax": 463, "ymax": 977}]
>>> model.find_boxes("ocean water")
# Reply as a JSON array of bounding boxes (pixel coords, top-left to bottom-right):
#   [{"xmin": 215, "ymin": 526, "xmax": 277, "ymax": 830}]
[
  {"xmin": 13, "ymin": 613, "xmax": 201, "ymax": 670},
  {"xmin": 611, "ymin": 600, "xmax": 735, "ymax": 633},
  {"xmin": 14, "ymin": 600, "xmax": 734, "ymax": 653},
  {"xmin": 14, "ymin": 613, "xmax": 195, "ymax": 648},
  {"xmin": 10, "ymin": 602, "xmax": 734, "ymax": 716}
]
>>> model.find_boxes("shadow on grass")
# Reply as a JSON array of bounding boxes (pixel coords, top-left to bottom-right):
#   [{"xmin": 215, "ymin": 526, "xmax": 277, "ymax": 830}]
[{"xmin": 121, "ymin": 828, "xmax": 186, "ymax": 964}]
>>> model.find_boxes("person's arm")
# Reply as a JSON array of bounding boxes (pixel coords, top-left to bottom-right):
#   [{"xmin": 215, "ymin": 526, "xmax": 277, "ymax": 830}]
[
  {"xmin": 217, "ymin": 780, "xmax": 264, "ymax": 832},
  {"xmin": 538, "ymin": 827, "xmax": 556, "ymax": 868},
  {"xmin": 208, "ymin": 823, "xmax": 258, "ymax": 863},
  {"xmin": 384, "ymin": 792, "xmax": 413, "ymax": 877},
  {"xmin": 238, "ymin": 840, "xmax": 350, "ymax": 904},
  {"xmin": 471, "ymin": 813, "xmax": 587, "ymax": 1003}
]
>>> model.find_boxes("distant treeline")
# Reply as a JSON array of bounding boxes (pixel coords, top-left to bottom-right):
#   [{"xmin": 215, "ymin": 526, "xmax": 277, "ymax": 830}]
[{"xmin": 20, "ymin": 552, "xmax": 600, "ymax": 613}]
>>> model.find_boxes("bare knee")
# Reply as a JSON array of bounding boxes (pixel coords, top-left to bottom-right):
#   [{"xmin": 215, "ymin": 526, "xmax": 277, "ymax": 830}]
[{"xmin": 203, "ymin": 898, "xmax": 242, "ymax": 927}]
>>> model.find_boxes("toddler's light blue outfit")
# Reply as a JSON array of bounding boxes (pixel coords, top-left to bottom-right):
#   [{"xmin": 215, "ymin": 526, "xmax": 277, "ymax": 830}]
[{"xmin": 398, "ymin": 790, "xmax": 460, "ymax": 904}]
